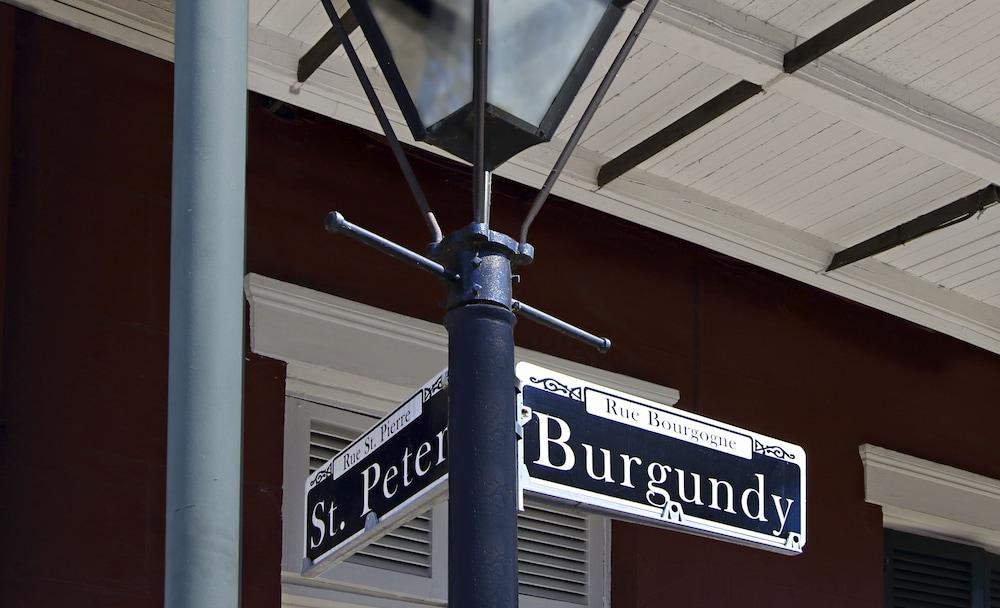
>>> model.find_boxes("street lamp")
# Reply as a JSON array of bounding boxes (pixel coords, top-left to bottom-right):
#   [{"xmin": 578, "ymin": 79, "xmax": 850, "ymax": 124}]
[
  {"xmin": 349, "ymin": 0, "xmax": 629, "ymax": 169},
  {"xmin": 318, "ymin": 1, "xmax": 658, "ymax": 606}
]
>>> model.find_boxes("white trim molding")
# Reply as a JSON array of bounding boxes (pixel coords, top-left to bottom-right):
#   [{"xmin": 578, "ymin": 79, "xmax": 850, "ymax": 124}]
[
  {"xmin": 860, "ymin": 444, "xmax": 1000, "ymax": 553},
  {"xmin": 245, "ymin": 273, "xmax": 681, "ymax": 414}
]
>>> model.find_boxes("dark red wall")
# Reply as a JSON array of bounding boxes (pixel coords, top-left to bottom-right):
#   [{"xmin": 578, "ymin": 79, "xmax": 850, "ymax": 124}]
[
  {"xmin": 0, "ymin": 12, "xmax": 285, "ymax": 608},
  {"xmin": 0, "ymin": 3, "xmax": 13, "ymax": 393},
  {"xmin": 3, "ymin": 10, "xmax": 1000, "ymax": 608}
]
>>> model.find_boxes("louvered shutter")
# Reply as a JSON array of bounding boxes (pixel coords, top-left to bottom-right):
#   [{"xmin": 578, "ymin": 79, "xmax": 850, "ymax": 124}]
[
  {"xmin": 309, "ymin": 422, "xmax": 434, "ymax": 577},
  {"xmin": 988, "ymin": 555, "xmax": 1000, "ymax": 608},
  {"xmin": 518, "ymin": 502, "xmax": 591, "ymax": 605},
  {"xmin": 885, "ymin": 530, "xmax": 986, "ymax": 608}
]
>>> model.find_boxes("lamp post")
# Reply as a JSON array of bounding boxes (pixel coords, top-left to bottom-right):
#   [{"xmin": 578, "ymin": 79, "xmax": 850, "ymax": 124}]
[{"xmin": 320, "ymin": 1, "xmax": 657, "ymax": 605}]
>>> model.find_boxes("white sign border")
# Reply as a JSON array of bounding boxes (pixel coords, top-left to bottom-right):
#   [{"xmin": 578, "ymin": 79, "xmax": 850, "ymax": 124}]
[
  {"xmin": 516, "ymin": 361, "xmax": 807, "ymax": 555},
  {"xmin": 302, "ymin": 369, "xmax": 449, "ymax": 577}
]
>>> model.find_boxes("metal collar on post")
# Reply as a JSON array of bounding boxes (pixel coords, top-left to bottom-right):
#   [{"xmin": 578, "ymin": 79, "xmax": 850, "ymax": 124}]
[{"xmin": 431, "ymin": 224, "xmax": 534, "ymax": 311}]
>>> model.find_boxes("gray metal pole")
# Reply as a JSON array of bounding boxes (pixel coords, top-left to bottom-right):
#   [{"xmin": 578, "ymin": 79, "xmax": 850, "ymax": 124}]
[{"xmin": 166, "ymin": 1, "xmax": 248, "ymax": 607}]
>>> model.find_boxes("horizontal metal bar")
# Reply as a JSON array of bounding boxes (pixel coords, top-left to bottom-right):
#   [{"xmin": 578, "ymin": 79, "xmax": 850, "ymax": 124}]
[
  {"xmin": 511, "ymin": 300, "xmax": 611, "ymax": 353},
  {"xmin": 784, "ymin": 0, "xmax": 919, "ymax": 74},
  {"xmin": 826, "ymin": 185, "xmax": 1000, "ymax": 271},
  {"xmin": 297, "ymin": 8, "xmax": 358, "ymax": 84},
  {"xmin": 597, "ymin": 80, "xmax": 763, "ymax": 187},
  {"xmin": 325, "ymin": 212, "xmax": 459, "ymax": 282}
]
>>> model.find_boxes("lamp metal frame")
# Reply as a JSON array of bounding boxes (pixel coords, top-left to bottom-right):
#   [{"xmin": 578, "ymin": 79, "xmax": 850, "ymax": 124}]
[{"xmin": 346, "ymin": 0, "xmax": 632, "ymax": 169}]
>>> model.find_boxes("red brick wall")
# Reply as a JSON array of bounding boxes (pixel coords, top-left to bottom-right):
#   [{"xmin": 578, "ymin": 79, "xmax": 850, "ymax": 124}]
[{"xmin": 3, "ymin": 10, "xmax": 1000, "ymax": 608}]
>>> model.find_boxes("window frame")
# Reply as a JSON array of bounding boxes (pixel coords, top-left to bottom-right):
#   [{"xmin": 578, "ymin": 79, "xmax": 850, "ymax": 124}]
[
  {"xmin": 860, "ymin": 444, "xmax": 1000, "ymax": 554},
  {"xmin": 860, "ymin": 445, "xmax": 1000, "ymax": 608}
]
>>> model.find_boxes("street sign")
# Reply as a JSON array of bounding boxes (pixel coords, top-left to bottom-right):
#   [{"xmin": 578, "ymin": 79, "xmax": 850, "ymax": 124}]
[
  {"xmin": 517, "ymin": 362, "xmax": 806, "ymax": 554},
  {"xmin": 304, "ymin": 370, "xmax": 449, "ymax": 575}
]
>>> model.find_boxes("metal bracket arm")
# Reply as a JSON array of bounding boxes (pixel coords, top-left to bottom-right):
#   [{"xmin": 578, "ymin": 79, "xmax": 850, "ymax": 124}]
[
  {"xmin": 512, "ymin": 300, "xmax": 611, "ymax": 353},
  {"xmin": 326, "ymin": 213, "xmax": 611, "ymax": 353},
  {"xmin": 325, "ymin": 212, "xmax": 459, "ymax": 282}
]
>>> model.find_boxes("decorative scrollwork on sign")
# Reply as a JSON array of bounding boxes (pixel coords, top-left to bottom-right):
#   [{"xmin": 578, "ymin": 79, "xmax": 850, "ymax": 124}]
[
  {"xmin": 421, "ymin": 373, "xmax": 446, "ymax": 402},
  {"xmin": 529, "ymin": 377, "xmax": 583, "ymax": 401},
  {"xmin": 753, "ymin": 439, "xmax": 795, "ymax": 460},
  {"xmin": 309, "ymin": 468, "xmax": 334, "ymax": 487}
]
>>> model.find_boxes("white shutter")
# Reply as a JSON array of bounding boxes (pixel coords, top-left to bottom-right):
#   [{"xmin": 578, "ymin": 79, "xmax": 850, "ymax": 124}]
[
  {"xmin": 518, "ymin": 502, "xmax": 591, "ymax": 605},
  {"xmin": 309, "ymin": 422, "xmax": 434, "ymax": 577}
]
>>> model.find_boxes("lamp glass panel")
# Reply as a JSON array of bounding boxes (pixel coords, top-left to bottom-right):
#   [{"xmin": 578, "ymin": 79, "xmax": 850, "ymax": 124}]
[
  {"xmin": 368, "ymin": 0, "xmax": 473, "ymax": 128},
  {"xmin": 488, "ymin": 0, "xmax": 611, "ymax": 128}
]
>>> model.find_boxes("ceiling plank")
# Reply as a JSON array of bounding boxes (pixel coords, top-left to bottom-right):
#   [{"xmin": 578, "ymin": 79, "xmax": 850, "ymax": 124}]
[
  {"xmin": 643, "ymin": 0, "xmax": 1000, "ymax": 186},
  {"xmin": 599, "ymin": 0, "xmax": 921, "ymax": 187}
]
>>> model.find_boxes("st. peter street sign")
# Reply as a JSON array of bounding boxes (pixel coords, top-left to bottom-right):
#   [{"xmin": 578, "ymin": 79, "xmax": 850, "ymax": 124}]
[
  {"xmin": 303, "ymin": 370, "xmax": 449, "ymax": 575},
  {"xmin": 517, "ymin": 362, "xmax": 806, "ymax": 554},
  {"xmin": 304, "ymin": 364, "xmax": 805, "ymax": 575}
]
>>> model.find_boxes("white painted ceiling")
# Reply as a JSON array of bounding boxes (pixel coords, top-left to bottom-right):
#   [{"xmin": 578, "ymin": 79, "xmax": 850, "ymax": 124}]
[{"xmin": 13, "ymin": 0, "xmax": 1000, "ymax": 354}]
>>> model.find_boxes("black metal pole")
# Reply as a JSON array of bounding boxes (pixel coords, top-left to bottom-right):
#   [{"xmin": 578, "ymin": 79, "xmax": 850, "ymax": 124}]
[
  {"xmin": 446, "ymin": 303, "xmax": 518, "ymax": 608},
  {"xmin": 446, "ymin": 1, "xmax": 520, "ymax": 602},
  {"xmin": 437, "ymin": 222, "xmax": 528, "ymax": 608}
]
